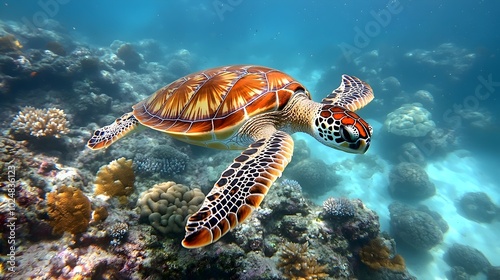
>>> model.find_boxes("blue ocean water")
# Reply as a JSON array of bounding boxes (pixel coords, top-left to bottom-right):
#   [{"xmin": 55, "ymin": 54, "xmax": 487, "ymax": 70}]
[{"xmin": 1, "ymin": 0, "xmax": 499, "ymax": 279}]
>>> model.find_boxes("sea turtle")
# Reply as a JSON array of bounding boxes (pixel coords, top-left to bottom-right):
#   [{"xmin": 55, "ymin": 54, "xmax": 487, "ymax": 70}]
[{"xmin": 87, "ymin": 65, "xmax": 374, "ymax": 248}]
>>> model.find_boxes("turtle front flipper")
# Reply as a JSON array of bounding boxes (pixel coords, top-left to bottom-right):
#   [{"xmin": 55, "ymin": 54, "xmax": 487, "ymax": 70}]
[
  {"xmin": 321, "ymin": 75, "xmax": 374, "ymax": 111},
  {"xmin": 87, "ymin": 112, "xmax": 139, "ymax": 150},
  {"xmin": 182, "ymin": 130, "xmax": 294, "ymax": 248}
]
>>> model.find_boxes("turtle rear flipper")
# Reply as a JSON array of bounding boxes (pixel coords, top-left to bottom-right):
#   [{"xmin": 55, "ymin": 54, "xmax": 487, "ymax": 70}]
[
  {"xmin": 87, "ymin": 112, "xmax": 139, "ymax": 150},
  {"xmin": 182, "ymin": 130, "xmax": 294, "ymax": 248}
]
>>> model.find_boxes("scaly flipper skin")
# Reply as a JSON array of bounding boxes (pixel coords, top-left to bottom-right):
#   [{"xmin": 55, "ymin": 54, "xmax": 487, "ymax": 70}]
[
  {"xmin": 87, "ymin": 112, "xmax": 139, "ymax": 150},
  {"xmin": 182, "ymin": 130, "xmax": 294, "ymax": 248},
  {"xmin": 321, "ymin": 75, "xmax": 374, "ymax": 111}
]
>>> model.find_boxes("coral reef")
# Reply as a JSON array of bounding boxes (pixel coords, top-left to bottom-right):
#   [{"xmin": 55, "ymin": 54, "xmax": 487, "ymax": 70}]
[
  {"xmin": 277, "ymin": 241, "xmax": 328, "ymax": 280},
  {"xmin": 0, "ymin": 34, "xmax": 22, "ymax": 52},
  {"xmin": 47, "ymin": 186, "xmax": 91, "ymax": 235},
  {"xmin": 388, "ymin": 162, "xmax": 435, "ymax": 200},
  {"xmin": 457, "ymin": 192, "xmax": 497, "ymax": 223},
  {"xmin": 94, "ymin": 157, "xmax": 135, "ymax": 198},
  {"xmin": 108, "ymin": 222, "xmax": 129, "ymax": 246},
  {"xmin": 322, "ymin": 197, "xmax": 356, "ymax": 220},
  {"xmin": 11, "ymin": 106, "xmax": 70, "ymax": 138},
  {"xmin": 384, "ymin": 103, "xmax": 435, "ymax": 137},
  {"xmin": 134, "ymin": 144, "xmax": 189, "ymax": 178},
  {"xmin": 285, "ymin": 158, "xmax": 339, "ymax": 197},
  {"xmin": 397, "ymin": 142, "xmax": 426, "ymax": 166},
  {"xmin": 260, "ymin": 179, "xmax": 310, "ymax": 217},
  {"xmin": 389, "ymin": 202, "xmax": 444, "ymax": 251},
  {"xmin": 413, "ymin": 90, "xmax": 434, "ymax": 106},
  {"xmin": 359, "ymin": 237, "xmax": 406, "ymax": 272},
  {"xmin": 488, "ymin": 266, "xmax": 500, "ymax": 280},
  {"xmin": 445, "ymin": 243, "xmax": 491, "ymax": 275},
  {"xmin": 137, "ymin": 181, "xmax": 205, "ymax": 234},
  {"xmin": 116, "ymin": 43, "xmax": 142, "ymax": 69},
  {"xmin": 404, "ymin": 43, "xmax": 476, "ymax": 76}
]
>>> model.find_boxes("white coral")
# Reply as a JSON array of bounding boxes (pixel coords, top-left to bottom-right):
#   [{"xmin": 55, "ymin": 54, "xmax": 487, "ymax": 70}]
[
  {"xmin": 384, "ymin": 103, "xmax": 435, "ymax": 137},
  {"xmin": 11, "ymin": 106, "xmax": 70, "ymax": 138}
]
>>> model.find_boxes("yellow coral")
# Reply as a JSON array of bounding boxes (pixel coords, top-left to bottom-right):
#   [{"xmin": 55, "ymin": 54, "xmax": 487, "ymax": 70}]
[
  {"xmin": 277, "ymin": 242, "xmax": 328, "ymax": 280},
  {"xmin": 94, "ymin": 157, "xmax": 135, "ymax": 198},
  {"xmin": 47, "ymin": 186, "xmax": 91, "ymax": 235},
  {"xmin": 359, "ymin": 237, "xmax": 406, "ymax": 272},
  {"xmin": 11, "ymin": 106, "xmax": 70, "ymax": 138}
]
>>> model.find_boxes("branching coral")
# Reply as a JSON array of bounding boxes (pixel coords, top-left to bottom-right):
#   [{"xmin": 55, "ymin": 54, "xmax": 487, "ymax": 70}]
[
  {"xmin": 359, "ymin": 237, "xmax": 406, "ymax": 272},
  {"xmin": 322, "ymin": 197, "xmax": 356, "ymax": 219},
  {"xmin": 277, "ymin": 241, "xmax": 328, "ymax": 280},
  {"xmin": 137, "ymin": 181, "xmax": 205, "ymax": 234},
  {"xmin": 47, "ymin": 186, "xmax": 91, "ymax": 235},
  {"xmin": 94, "ymin": 157, "xmax": 135, "ymax": 198},
  {"xmin": 11, "ymin": 106, "xmax": 70, "ymax": 138}
]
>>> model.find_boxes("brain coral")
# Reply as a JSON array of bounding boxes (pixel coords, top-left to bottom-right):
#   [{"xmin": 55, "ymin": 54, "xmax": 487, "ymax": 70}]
[
  {"xmin": 388, "ymin": 162, "xmax": 435, "ymax": 200},
  {"xmin": 94, "ymin": 157, "xmax": 135, "ymax": 197},
  {"xmin": 47, "ymin": 186, "xmax": 91, "ymax": 235},
  {"xmin": 384, "ymin": 103, "xmax": 435, "ymax": 137},
  {"xmin": 11, "ymin": 106, "xmax": 70, "ymax": 138},
  {"xmin": 137, "ymin": 181, "xmax": 205, "ymax": 234},
  {"xmin": 389, "ymin": 203, "xmax": 443, "ymax": 251}
]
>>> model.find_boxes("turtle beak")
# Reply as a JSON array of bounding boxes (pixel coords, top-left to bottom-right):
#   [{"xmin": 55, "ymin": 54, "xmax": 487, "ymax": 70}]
[{"xmin": 339, "ymin": 138, "xmax": 370, "ymax": 154}]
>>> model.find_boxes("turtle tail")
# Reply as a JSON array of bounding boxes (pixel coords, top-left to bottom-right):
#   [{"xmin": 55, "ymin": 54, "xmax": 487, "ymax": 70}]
[{"xmin": 87, "ymin": 112, "xmax": 139, "ymax": 150}]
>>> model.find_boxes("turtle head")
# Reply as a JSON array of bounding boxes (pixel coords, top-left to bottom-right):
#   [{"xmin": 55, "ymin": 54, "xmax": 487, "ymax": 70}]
[{"xmin": 311, "ymin": 105, "xmax": 372, "ymax": 154}]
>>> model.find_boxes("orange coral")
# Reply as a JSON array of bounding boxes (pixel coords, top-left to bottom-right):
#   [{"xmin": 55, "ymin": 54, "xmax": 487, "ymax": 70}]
[
  {"xmin": 91, "ymin": 206, "xmax": 108, "ymax": 223},
  {"xmin": 47, "ymin": 186, "xmax": 91, "ymax": 235},
  {"xmin": 94, "ymin": 157, "xmax": 134, "ymax": 198},
  {"xmin": 277, "ymin": 242, "xmax": 328, "ymax": 280},
  {"xmin": 359, "ymin": 237, "xmax": 406, "ymax": 272}
]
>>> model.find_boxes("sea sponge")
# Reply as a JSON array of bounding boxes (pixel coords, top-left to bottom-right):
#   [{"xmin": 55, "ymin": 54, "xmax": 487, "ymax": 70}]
[
  {"xmin": 94, "ymin": 157, "xmax": 135, "ymax": 198},
  {"xmin": 47, "ymin": 186, "xmax": 91, "ymax": 235},
  {"xmin": 359, "ymin": 237, "xmax": 406, "ymax": 272},
  {"xmin": 277, "ymin": 241, "xmax": 328, "ymax": 280},
  {"xmin": 137, "ymin": 181, "xmax": 205, "ymax": 234},
  {"xmin": 384, "ymin": 103, "xmax": 435, "ymax": 137},
  {"xmin": 11, "ymin": 106, "xmax": 70, "ymax": 138}
]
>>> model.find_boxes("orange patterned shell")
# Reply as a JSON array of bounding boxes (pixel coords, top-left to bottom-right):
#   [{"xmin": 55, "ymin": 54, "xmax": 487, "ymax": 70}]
[{"xmin": 132, "ymin": 65, "xmax": 308, "ymax": 147}]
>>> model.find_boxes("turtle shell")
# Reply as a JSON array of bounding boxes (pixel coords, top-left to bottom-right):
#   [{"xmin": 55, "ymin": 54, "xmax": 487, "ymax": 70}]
[{"xmin": 132, "ymin": 65, "xmax": 309, "ymax": 148}]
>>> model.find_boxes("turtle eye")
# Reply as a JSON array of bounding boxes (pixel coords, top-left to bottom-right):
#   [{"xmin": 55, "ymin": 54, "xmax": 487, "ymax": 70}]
[{"xmin": 340, "ymin": 125, "xmax": 359, "ymax": 142}]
